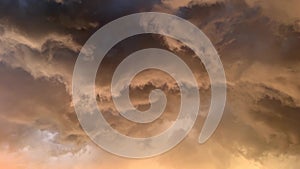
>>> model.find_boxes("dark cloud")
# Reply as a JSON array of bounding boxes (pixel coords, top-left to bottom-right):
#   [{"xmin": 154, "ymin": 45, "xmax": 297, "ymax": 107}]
[
  {"xmin": 0, "ymin": 0, "xmax": 161, "ymax": 44},
  {"xmin": 0, "ymin": 0, "xmax": 299, "ymax": 168}
]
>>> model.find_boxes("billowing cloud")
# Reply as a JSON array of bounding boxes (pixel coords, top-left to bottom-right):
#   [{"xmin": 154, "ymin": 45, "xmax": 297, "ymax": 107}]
[
  {"xmin": 0, "ymin": 0, "xmax": 299, "ymax": 169},
  {"xmin": 0, "ymin": 24, "xmax": 80, "ymax": 92}
]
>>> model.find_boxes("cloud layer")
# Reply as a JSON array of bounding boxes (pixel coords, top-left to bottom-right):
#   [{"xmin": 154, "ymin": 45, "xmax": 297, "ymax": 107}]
[{"xmin": 0, "ymin": 0, "xmax": 299, "ymax": 169}]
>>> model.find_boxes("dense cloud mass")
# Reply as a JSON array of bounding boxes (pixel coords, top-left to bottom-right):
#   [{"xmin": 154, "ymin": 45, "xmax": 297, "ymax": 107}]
[{"xmin": 0, "ymin": 0, "xmax": 299, "ymax": 169}]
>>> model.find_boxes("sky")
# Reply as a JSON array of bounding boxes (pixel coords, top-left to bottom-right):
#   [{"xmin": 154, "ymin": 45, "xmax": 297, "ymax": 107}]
[{"xmin": 0, "ymin": 0, "xmax": 299, "ymax": 168}]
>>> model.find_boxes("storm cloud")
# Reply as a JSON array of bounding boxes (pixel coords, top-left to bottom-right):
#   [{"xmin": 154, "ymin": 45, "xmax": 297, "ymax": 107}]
[{"xmin": 0, "ymin": 0, "xmax": 299, "ymax": 169}]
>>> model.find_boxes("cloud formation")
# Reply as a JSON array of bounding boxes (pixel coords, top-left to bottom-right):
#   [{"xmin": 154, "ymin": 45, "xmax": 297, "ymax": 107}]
[{"xmin": 0, "ymin": 0, "xmax": 299, "ymax": 169}]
